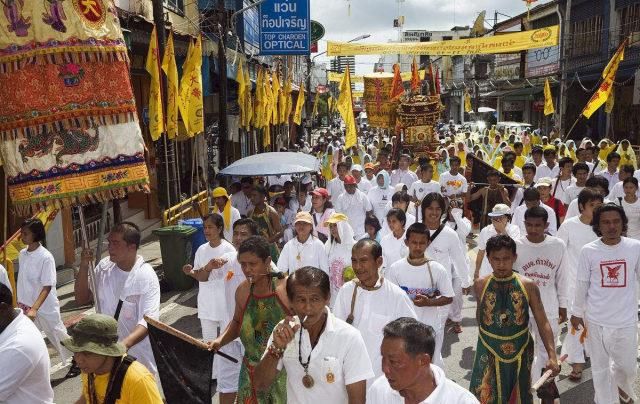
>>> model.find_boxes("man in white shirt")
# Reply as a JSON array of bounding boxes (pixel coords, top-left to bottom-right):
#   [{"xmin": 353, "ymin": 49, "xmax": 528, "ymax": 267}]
[
  {"xmin": 390, "ymin": 154, "xmax": 418, "ymax": 187},
  {"xmin": 511, "ymin": 164, "xmax": 537, "ymax": 211},
  {"xmin": 367, "ymin": 318, "xmax": 479, "ymax": 404},
  {"xmin": 565, "ymin": 162, "xmax": 590, "ymax": 203},
  {"xmin": 327, "ymin": 162, "xmax": 349, "ymax": 201},
  {"xmin": 551, "ymin": 157, "xmax": 575, "ymax": 205},
  {"xmin": 475, "ymin": 204, "xmax": 521, "ymax": 280},
  {"xmin": 571, "ymin": 204, "xmax": 640, "ymax": 404},
  {"xmin": 387, "ymin": 223, "xmax": 454, "ymax": 367},
  {"xmin": 351, "ymin": 164, "xmax": 372, "ymax": 194},
  {"xmin": 277, "ymin": 212, "xmax": 329, "ymax": 275},
  {"xmin": 74, "ymin": 222, "xmax": 161, "ymax": 377},
  {"xmin": 231, "ymin": 178, "xmax": 255, "ymax": 217},
  {"xmin": 565, "ymin": 176, "xmax": 611, "ymax": 220},
  {"xmin": 557, "ymin": 188, "xmax": 602, "ymax": 381},
  {"xmin": 512, "ymin": 187, "xmax": 558, "ymax": 235},
  {"xmin": 514, "ymin": 206, "xmax": 568, "ymax": 382},
  {"xmin": 255, "ymin": 267, "xmax": 374, "ymax": 403},
  {"xmin": 0, "ymin": 283, "xmax": 54, "ymax": 404},
  {"xmin": 535, "ymin": 148, "xmax": 559, "ymax": 181},
  {"xmin": 409, "ymin": 163, "xmax": 441, "ymax": 222},
  {"xmin": 364, "ymin": 162, "xmax": 377, "ymax": 186},
  {"xmin": 596, "ymin": 151, "xmax": 620, "ymax": 193},
  {"xmin": 438, "ymin": 156, "xmax": 468, "ymax": 200},
  {"xmin": 335, "ymin": 175, "xmax": 374, "ymax": 239},
  {"xmin": 333, "ymin": 239, "xmax": 417, "ymax": 381}
]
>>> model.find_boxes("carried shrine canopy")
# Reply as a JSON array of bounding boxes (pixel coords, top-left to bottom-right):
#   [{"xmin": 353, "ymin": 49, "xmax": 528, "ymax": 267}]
[{"xmin": 327, "ymin": 26, "xmax": 559, "ymax": 56}]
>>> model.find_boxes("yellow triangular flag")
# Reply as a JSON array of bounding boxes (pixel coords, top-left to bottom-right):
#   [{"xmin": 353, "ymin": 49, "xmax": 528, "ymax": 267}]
[
  {"xmin": 337, "ymin": 67, "xmax": 357, "ymax": 149},
  {"xmin": 605, "ymin": 86, "xmax": 615, "ymax": 114},
  {"xmin": 312, "ymin": 91, "xmax": 320, "ymax": 118},
  {"xmin": 271, "ymin": 70, "xmax": 281, "ymax": 125},
  {"xmin": 263, "ymin": 122, "xmax": 271, "ymax": 147},
  {"xmin": 293, "ymin": 81, "xmax": 306, "ymax": 125},
  {"xmin": 471, "ymin": 11, "xmax": 486, "ymax": 36},
  {"xmin": 464, "ymin": 92, "xmax": 472, "ymax": 113},
  {"xmin": 145, "ymin": 26, "xmax": 165, "ymax": 141},
  {"xmin": 178, "ymin": 35, "xmax": 204, "ymax": 136},
  {"xmin": 264, "ymin": 70, "xmax": 274, "ymax": 128},
  {"xmin": 162, "ymin": 31, "xmax": 179, "ymax": 139},
  {"xmin": 582, "ymin": 38, "xmax": 627, "ymax": 119},
  {"xmin": 544, "ymin": 78, "xmax": 555, "ymax": 116},
  {"xmin": 254, "ymin": 68, "xmax": 264, "ymax": 128},
  {"xmin": 237, "ymin": 61, "xmax": 246, "ymax": 128}
]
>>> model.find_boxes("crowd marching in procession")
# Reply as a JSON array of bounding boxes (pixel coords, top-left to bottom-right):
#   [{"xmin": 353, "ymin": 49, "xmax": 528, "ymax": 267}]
[{"xmin": 1, "ymin": 123, "xmax": 640, "ymax": 404}]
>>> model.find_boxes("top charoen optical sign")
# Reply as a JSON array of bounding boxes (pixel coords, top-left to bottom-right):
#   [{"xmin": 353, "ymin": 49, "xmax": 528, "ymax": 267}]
[{"xmin": 259, "ymin": 0, "xmax": 311, "ymax": 55}]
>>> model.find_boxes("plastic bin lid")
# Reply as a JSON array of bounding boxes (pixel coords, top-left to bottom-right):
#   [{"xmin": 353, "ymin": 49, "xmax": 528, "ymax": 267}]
[
  {"xmin": 180, "ymin": 218, "xmax": 203, "ymax": 225},
  {"xmin": 152, "ymin": 225, "xmax": 197, "ymax": 236}
]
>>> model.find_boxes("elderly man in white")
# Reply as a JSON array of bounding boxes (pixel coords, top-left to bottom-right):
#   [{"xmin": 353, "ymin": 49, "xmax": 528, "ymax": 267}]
[{"xmin": 277, "ymin": 212, "xmax": 329, "ymax": 275}]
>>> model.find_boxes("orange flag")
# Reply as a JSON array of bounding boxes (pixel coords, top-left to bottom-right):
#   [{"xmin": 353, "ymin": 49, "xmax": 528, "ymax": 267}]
[
  {"xmin": 410, "ymin": 57, "xmax": 421, "ymax": 93},
  {"xmin": 390, "ymin": 63, "xmax": 404, "ymax": 100}
]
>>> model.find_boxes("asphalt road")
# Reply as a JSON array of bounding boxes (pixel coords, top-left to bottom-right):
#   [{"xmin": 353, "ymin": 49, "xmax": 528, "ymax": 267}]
[{"xmin": 49, "ymin": 239, "xmax": 640, "ymax": 403}]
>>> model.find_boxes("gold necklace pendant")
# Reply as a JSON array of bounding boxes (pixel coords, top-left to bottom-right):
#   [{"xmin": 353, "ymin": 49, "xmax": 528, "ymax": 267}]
[
  {"xmin": 302, "ymin": 373, "xmax": 315, "ymax": 388},
  {"xmin": 296, "ymin": 253, "xmax": 301, "ymax": 261},
  {"xmin": 326, "ymin": 370, "xmax": 335, "ymax": 383}
]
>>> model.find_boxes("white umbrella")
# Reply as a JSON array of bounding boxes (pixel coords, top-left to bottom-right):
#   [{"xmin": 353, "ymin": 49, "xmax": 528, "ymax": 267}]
[
  {"xmin": 219, "ymin": 152, "xmax": 320, "ymax": 177},
  {"xmin": 477, "ymin": 107, "xmax": 496, "ymax": 113}
]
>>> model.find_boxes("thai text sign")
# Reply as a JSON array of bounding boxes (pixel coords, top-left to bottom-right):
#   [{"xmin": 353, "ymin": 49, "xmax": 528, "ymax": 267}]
[{"xmin": 259, "ymin": 0, "xmax": 310, "ymax": 55}]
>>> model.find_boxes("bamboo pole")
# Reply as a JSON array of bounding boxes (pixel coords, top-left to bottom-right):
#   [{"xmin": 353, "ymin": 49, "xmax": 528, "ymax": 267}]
[
  {"xmin": 144, "ymin": 315, "xmax": 238, "ymax": 363},
  {"xmin": 78, "ymin": 206, "xmax": 101, "ymax": 313}
]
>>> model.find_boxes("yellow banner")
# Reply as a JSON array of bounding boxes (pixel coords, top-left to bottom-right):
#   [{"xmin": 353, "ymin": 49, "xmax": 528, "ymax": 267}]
[
  {"xmin": 329, "ymin": 70, "xmax": 425, "ymax": 83},
  {"xmin": 327, "ymin": 26, "xmax": 559, "ymax": 56}
]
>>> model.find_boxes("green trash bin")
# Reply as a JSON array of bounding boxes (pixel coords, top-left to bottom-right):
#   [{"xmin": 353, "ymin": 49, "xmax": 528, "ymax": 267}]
[{"xmin": 153, "ymin": 225, "xmax": 197, "ymax": 291}]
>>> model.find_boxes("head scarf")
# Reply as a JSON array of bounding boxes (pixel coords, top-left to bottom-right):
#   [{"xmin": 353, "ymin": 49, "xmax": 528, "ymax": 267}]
[{"xmin": 376, "ymin": 170, "xmax": 391, "ymax": 190}]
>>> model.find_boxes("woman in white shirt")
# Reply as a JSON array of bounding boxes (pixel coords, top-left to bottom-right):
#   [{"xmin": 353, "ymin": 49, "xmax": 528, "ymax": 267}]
[
  {"xmin": 183, "ymin": 213, "xmax": 236, "ymax": 377},
  {"xmin": 324, "ymin": 213, "xmax": 356, "ymax": 305},
  {"xmin": 619, "ymin": 177, "xmax": 640, "ymax": 239},
  {"xmin": 309, "ymin": 188, "xmax": 335, "ymax": 243},
  {"xmin": 367, "ymin": 170, "xmax": 395, "ymax": 224},
  {"xmin": 17, "ymin": 218, "xmax": 73, "ymax": 368}
]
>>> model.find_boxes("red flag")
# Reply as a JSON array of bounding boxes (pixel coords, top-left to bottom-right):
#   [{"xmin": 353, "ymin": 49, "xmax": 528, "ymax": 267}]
[
  {"xmin": 410, "ymin": 57, "xmax": 420, "ymax": 93},
  {"xmin": 390, "ymin": 63, "xmax": 404, "ymax": 100},
  {"xmin": 435, "ymin": 66, "xmax": 441, "ymax": 95}
]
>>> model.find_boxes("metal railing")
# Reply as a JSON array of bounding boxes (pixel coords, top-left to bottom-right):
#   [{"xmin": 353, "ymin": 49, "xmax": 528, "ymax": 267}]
[{"xmin": 162, "ymin": 190, "xmax": 209, "ymax": 226}]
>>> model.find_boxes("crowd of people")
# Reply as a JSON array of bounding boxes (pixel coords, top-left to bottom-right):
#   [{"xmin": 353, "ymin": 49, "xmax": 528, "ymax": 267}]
[{"xmin": 0, "ymin": 125, "xmax": 639, "ymax": 404}]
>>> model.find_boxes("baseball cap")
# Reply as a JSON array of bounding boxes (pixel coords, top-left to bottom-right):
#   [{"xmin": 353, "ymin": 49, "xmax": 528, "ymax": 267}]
[
  {"xmin": 294, "ymin": 211, "xmax": 313, "ymax": 225},
  {"xmin": 311, "ymin": 188, "xmax": 329, "ymax": 198},
  {"xmin": 534, "ymin": 177, "xmax": 553, "ymax": 188},
  {"xmin": 364, "ymin": 162, "xmax": 375, "ymax": 170},
  {"xmin": 343, "ymin": 175, "xmax": 357, "ymax": 185},
  {"xmin": 488, "ymin": 204, "xmax": 511, "ymax": 217},
  {"xmin": 351, "ymin": 164, "xmax": 363, "ymax": 173}
]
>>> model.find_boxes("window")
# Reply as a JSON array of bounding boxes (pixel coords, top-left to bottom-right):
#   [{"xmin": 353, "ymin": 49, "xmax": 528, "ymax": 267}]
[
  {"xmin": 570, "ymin": 15, "xmax": 603, "ymax": 57},
  {"xmin": 619, "ymin": 3, "xmax": 640, "ymax": 41},
  {"xmin": 164, "ymin": 0, "xmax": 185, "ymax": 14}
]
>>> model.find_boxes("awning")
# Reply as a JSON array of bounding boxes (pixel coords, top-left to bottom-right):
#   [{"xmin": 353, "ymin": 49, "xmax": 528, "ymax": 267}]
[
  {"xmin": 479, "ymin": 89, "xmax": 514, "ymax": 98},
  {"xmin": 503, "ymin": 87, "xmax": 543, "ymax": 101}
]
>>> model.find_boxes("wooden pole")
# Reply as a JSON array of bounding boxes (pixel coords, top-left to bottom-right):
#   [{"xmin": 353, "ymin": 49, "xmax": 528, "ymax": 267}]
[
  {"xmin": 144, "ymin": 315, "xmax": 238, "ymax": 363},
  {"xmin": 78, "ymin": 206, "xmax": 101, "ymax": 313},
  {"xmin": 562, "ymin": 115, "xmax": 583, "ymax": 143},
  {"xmin": 93, "ymin": 203, "xmax": 108, "ymax": 263}
]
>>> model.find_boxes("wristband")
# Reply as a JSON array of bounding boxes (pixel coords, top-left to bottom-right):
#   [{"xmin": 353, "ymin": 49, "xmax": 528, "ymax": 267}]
[{"xmin": 268, "ymin": 344, "xmax": 285, "ymax": 359}]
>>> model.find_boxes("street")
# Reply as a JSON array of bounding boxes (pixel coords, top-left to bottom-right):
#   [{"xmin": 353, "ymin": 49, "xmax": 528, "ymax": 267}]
[{"xmin": 47, "ymin": 236, "xmax": 640, "ymax": 403}]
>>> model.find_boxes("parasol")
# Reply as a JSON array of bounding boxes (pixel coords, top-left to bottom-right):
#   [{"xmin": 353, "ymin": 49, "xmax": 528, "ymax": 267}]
[{"xmin": 219, "ymin": 152, "xmax": 320, "ymax": 177}]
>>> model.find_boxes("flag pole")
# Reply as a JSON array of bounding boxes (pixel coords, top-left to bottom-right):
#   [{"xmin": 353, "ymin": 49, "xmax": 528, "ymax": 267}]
[
  {"xmin": 562, "ymin": 116, "xmax": 583, "ymax": 143},
  {"xmin": 78, "ymin": 206, "xmax": 101, "ymax": 313}
]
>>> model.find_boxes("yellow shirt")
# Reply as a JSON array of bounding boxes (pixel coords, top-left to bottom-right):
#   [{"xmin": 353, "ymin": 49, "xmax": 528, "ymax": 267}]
[{"xmin": 82, "ymin": 359, "xmax": 163, "ymax": 404}]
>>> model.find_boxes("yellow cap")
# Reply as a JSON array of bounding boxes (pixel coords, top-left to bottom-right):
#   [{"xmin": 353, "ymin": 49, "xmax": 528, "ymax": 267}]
[
  {"xmin": 212, "ymin": 187, "xmax": 229, "ymax": 198},
  {"xmin": 324, "ymin": 212, "xmax": 348, "ymax": 225}
]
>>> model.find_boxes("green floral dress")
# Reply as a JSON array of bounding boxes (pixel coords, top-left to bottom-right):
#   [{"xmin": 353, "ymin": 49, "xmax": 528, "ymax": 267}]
[
  {"xmin": 470, "ymin": 273, "xmax": 534, "ymax": 404},
  {"xmin": 250, "ymin": 207, "xmax": 280, "ymax": 263},
  {"xmin": 236, "ymin": 279, "xmax": 289, "ymax": 404}
]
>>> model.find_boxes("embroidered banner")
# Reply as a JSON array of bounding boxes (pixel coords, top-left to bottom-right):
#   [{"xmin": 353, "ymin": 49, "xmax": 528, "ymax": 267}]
[
  {"xmin": 327, "ymin": 26, "xmax": 559, "ymax": 56},
  {"xmin": 0, "ymin": 0, "xmax": 127, "ymax": 72},
  {"xmin": 1, "ymin": 121, "xmax": 149, "ymax": 215},
  {"xmin": 363, "ymin": 73, "xmax": 396, "ymax": 129}
]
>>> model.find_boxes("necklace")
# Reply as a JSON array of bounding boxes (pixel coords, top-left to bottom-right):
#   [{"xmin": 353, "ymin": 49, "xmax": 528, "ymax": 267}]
[
  {"xmin": 295, "ymin": 237, "xmax": 309, "ymax": 261},
  {"xmin": 298, "ymin": 313, "xmax": 328, "ymax": 389}
]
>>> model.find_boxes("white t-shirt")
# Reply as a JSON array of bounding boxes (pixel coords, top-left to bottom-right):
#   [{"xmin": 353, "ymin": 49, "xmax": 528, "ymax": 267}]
[
  {"xmin": 408, "ymin": 180, "xmax": 441, "ymax": 221},
  {"xmin": 266, "ymin": 309, "xmax": 375, "ymax": 404},
  {"xmin": 380, "ymin": 230, "xmax": 408, "ymax": 269},
  {"xmin": 609, "ymin": 181, "xmax": 640, "ymax": 201},
  {"xmin": 514, "ymin": 236, "xmax": 568, "ymax": 317},
  {"xmin": 357, "ymin": 178, "xmax": 372, "ymax": 194},
  {"xmin": 575, "ymin": 238, "xmax": 640, "ymax": 328},
  {"xmin": 390, "ymin": 169, "xmax": 418, "ymax": 187},
  {"xmin": 231, "ymin": 192, "xmax": 254, "ymax": 217},
  {"xmin": 268, "ymin": 174, "xmax": 292, "ymax": 186},
  {"xmin": 367, "ymin": 366, "xmax": 479, "ymax": 404},
  {"xmin": 386, "ymin": 258, "xmax": 455, "ymax": 330},
  {"xmin": 438, "ymin": 172, "xmax": 468, "ymax": 197},
  {"xmin": 427, "ymin": 226, "xmax": 471, "ymax": 287},
  {"xmin": 367, "ymin": 186, "xmax": 395, "ymax": 223},
  {"xmin": 621, "ymin": 198, "xmax": 640, "ymax": 240},
  {"xmin": 551, "ymin": 177, "xmax": 575, "ymax": 205},
  {"xmin": 335, "ymin": 190, "xmax": 373, "ymax": 238},
  {"xmin": 512, "ymin": 203, "xmax": 558, "ymax": 235},
  {"xmin": 327, "ymin": 177, "xmax": 345, "ymax": 200},
  {"xmin": 556, "ymin": 217, "xmax": 598, "ymax": 286},
  {"xmin": 510, "ymin": 184, "xmax": 535, "ymax": 213},
  {"xmin": 93, "ymin": 256, "xmax": 160, "ymax": 375},
  {"xmin": 564, "ymin": 184, "xmax": 584, "ymax": 203},
  {"xmin": 0, "ymin": 310, "xmax": 53, "ymax": 404},
  {"xmin": 534, "ymin": 163, "xmax": 559, "ymax": 181},
  {"xmin": 289, "ymin": 196, "xmax": 313, "ymax": 213},
  {"xmin": 477, "ymin": 224, "xmax": 521, "ymax": 278},
  {"xmin": 16, "ymin": 246, "xmax": 60, "ymax": 315},
  {"xmin": 277, "ymin": 236, "xmax": 329, "ymax": 275},
  {"xmin": 193, "ymin": 240, "xmax": 237, "ymax": 321},
  {"xmin": 333, "ymin": 279, "xmax": 417, "ymax": 380},
  {"xmin": 215, "ymin": 206, "xmax": 241, "ymax": 241},
  {"xmin": 565, "ymin": 197, "xmax": 612, "ymax": 220},
  {"xmin": 0, "ymin": 264, "xmax": 12, "ymax": 294},
  {"xmin": 215, "ymin": 251, "xmax": 247, "ymax": 332}
]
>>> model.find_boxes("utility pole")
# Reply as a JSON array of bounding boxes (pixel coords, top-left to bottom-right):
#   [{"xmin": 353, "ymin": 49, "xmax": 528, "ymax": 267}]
[
  {"xmin": 558, "ymin": 0, "xmax": 571, "ymax": 137},
  {"xmin": 306, "ymin": 56, "xmax": 313, "ymax": 143},
  {"xmin": 217, "ymin": 0, "xmax": 229, "ymax": 167}
]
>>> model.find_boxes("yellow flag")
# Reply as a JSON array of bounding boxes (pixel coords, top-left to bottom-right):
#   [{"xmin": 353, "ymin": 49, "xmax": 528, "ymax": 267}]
[
  {"xmin": 464, "ymin": 92, "xmax": 472, "ymax": 113},
  {"xmin": 271, "ymin": 70, "xmax": 281, "ymax": 125},
  {"xmin": 145, "ymin": 26, "xmax": 165, "ymax": 141},
  {"xmin": 278, "ymin": 80, "xmax": 288, "ymax": 124},
  {"xmin": 312, "ymin": 91, "xmax": 320, "ymax": 118},
  {"xmin": 544, "ymin": 78, "xmax": 554, "ymax": 116},
  {"xmin": 178, "ymin": 35, "xmax": 204, "ymax": 136},
  {"xmin": 582, "ymin": 38, "xmax": 627, "ymax": 119},
  {"xmin": 263, "ymin": 122, "xmax": 271, "ymax": 147},
  {"xmin": 254, "ymin": 68, "xmax": 264, "ymax": 128},
  {"xmin": 605, "ymin": 87, "xmax": 615, "ymax": 113},
  {"xmin": 337, "ymin": 68, "xmax": 357, "ymax": 149},
  {"xmin": 471, "ymin": 11, "xmax": 486, "ymax": 36},
  {"xmin": 293, "ymin": 81, "xmax": 306, "ymax": 125},
  {"xmin": 244, "ymin": 66, "xmax": 252, "ymax": 129},
  {"xmin": 236, "ymin": 61, "xmax": 246, "ymax": 127},
  {"xmin": 264, "ymin": 71, "xmax": 274, "ymax": 128},
  {"xmin": 286, "ymin": 82, "xmax": 294, "ymax": 122},
  {"xmin": 161, "ymin": 31, "xmax": 179, "ymax": 139}
]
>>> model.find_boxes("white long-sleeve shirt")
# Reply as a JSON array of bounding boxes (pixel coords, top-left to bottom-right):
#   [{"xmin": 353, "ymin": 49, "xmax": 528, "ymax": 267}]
[
  {"xmin": 514, "ymin": 236, "xmax": 568, "ymax": 318},
  {"xmin": 573, "ymin": 237, "xmax": 640, "ymax": 328},
  {"xmin": 427, "ymin": 225, "xmax": 471, "ymax": 288},
  {"xmin": 277, "ymin": 236, "xmax": 329, "ymax": 275},
  {"xmin": 512, "ymin": 203, "xmax": 558, "ymax": 236}
]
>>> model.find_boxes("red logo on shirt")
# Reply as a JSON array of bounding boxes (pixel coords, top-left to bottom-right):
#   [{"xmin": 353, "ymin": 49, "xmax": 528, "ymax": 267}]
[{"xmin": 599, "ymin": 260, "xmax": 627, "ymax": 288}]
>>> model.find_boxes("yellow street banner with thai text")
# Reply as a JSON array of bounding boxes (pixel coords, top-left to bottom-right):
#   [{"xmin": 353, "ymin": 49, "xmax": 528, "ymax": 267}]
[
  {"xmin": 328, "ymin": 70, "xmax": 425, "ymax": 83},
  {"xmin": 327, "ymin": 26, "xmax": 559, "ymax": 56}
]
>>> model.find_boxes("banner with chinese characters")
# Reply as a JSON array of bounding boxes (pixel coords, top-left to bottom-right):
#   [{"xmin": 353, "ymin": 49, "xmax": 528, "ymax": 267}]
[
  {"xmin": 363, "ymin": 73, "xmax": 396, "ymax": 129},
  {"xmin": 327, "ymin": 26, "xmax": 559, "ymax": 56}
]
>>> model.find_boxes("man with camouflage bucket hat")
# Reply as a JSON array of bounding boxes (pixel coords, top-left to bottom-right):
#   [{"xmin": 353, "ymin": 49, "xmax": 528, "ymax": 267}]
[{"xmin": 63, "ymin": 313, "xmax": 162, "ymax": 404}]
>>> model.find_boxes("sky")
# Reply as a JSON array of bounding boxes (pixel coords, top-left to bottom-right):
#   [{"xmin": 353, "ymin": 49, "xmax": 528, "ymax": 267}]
[{"xmin": 310, "ymin": 0, "xmax": 552, "ymax": 74}]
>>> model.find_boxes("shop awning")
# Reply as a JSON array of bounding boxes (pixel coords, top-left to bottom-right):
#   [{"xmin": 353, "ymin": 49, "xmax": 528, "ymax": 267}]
[
  {"xmin": 479, "ymin": 89, "xmax": 514, "ymax": 98},
  {"xmin": 503, "ymin": 87, "xmax": 543, "ymax": 101}
]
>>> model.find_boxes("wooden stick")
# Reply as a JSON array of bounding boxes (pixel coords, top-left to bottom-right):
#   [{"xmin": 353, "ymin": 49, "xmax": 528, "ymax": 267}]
[
  {"xmin": 78, "ymin": 206, "xmax": 101, "ymax": 313},
  {"xmin": 562, "ymin": 116, "xmax": 582, "ymax": 143},
  {"xmin": 144, "ymin": 315, "xmax": 238, "ymax": 363},
  {"xmin": 530, "ymin": 354, "xmax": 568, "ymax": 393}
]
